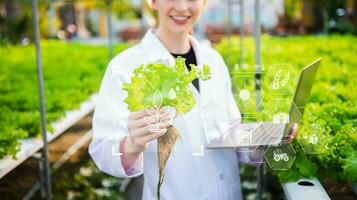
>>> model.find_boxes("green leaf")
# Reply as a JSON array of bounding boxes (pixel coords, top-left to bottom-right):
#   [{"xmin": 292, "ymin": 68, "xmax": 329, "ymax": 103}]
[{"xmin": 122, "ymin": 57, "xmax": 211, "ymax": 114}]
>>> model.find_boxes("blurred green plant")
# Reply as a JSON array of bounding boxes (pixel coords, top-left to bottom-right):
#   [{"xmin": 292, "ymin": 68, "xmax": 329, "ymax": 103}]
[
  {"xmin": 80, "ymin": 0, "xmax": 141, "ymax": 19},
  {"xmin": 0, "ymin": 41, "xmax": 129, "ymax": 159},
  {"xmin": 0, "ymin": 0, "xmax": 140, "ymax": 44},
  {"xmin": 215, "ymin": 34, "xmax": 357, "ymax": 183},
  {"xmin": 282, "ymin": 0, "xmax": 303, "ymax": 21}
]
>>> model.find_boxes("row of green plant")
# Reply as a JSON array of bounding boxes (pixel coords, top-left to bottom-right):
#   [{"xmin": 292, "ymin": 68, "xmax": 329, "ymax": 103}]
[
  {"xmin": 0, "ymin": 41, "xmax": 129, "ymax": 159},
  {"xmin": 215, "ymin": 34, "xmax": 357, "ymax": 183}
]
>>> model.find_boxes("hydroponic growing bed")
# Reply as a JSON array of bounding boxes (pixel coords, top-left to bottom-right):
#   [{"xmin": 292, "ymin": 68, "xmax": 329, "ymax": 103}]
[{"xmin": 0, "ymin": 41, "xmax": 129, "ymax": 176}]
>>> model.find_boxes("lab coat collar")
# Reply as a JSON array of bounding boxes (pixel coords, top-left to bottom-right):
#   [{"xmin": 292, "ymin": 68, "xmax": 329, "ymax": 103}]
[
  {"xmin": 140, "ymin": 29, "xmax": 208, "ymax": 69},
  {"xmin": 140, "ymin": 29, "xmax": 175, "ymax": 66}
]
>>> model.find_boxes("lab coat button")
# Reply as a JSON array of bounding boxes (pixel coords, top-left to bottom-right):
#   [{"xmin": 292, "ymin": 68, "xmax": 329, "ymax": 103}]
[{"xmin": 219, "ymin": 174, "xmax": 224, "ymax": 180}]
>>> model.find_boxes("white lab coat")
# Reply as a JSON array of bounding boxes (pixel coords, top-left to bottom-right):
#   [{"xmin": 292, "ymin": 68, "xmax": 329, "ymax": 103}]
[{"xmin": 89, "ymin": 29, "xmax": 258, "ymax": 200}]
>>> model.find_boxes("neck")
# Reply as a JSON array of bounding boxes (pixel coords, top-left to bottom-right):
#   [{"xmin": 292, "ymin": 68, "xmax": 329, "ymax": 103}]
[{"xmin": 155, "ymin": 26, "xmax": 191, "ymax": 54}]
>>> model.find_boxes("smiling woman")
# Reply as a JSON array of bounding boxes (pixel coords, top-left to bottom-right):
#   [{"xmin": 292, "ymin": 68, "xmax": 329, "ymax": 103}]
[{"xmin": 88, "ymin": 0, "xmax": 267, "ymax": 200}]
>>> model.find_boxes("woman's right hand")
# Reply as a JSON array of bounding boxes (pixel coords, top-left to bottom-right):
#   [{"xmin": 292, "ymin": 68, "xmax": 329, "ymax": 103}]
[{"xmin": 123, "ymin": 108, "xmax": 171, "ymax": 154}]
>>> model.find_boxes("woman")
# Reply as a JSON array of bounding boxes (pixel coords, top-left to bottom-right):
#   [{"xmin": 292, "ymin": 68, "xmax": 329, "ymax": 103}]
[{"xmin": 89, "ymin": 0, "xmax": 297, "ymax": 199}]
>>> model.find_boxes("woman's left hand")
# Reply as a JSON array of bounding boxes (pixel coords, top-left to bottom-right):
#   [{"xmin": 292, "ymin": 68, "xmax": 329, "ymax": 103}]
[
  {"xmin": 246, "ymin": 123, "xmax": 299, "ymax": 163},
  {"xmin": 286, "ymin": 123, "xmax": 299, "ymax": 143}
]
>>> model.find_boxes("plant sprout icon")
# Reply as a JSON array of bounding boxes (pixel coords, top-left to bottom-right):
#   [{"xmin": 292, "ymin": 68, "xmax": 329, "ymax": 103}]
[
  {"xmin": 272, "ymin": 70, "xmax": 290, "ymax": 90},
  {"xmin": 272, "ymin": 112, "xmax": 289, "ymax": 123},
  {"xmin": 273, "ymin": 149, "xmax": 289, "ymax": 162},
  {"xmin": 144, "ymin": 90, "xmax": 170, "ymax": 132}
]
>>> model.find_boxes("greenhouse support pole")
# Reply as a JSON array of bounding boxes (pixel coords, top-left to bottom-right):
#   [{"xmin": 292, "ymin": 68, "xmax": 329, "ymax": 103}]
[
  {"xmin": 254, "ymin": 0, "xmax": 263, "ymax": 200},
  {"xmin": 32, "ymin": 0, "xmax": 52, "ymax": 199},
  {"xmin": 239, "ymin": 0, "xmax": 244, "ymax": 67},
  {"xmin": 226, "ymin": 0, "xmax": 232, "ymax": 40},
  {"xmin": 106, "ymin": 0, "xmax": 114, "ymax": 59},
  {"xmin": 47, "ymin": 0, "xmax": 55, "ymax": 38},
  {"xmin": 225, "ymin": 0, "xmax": 232, "ymax": 61}
]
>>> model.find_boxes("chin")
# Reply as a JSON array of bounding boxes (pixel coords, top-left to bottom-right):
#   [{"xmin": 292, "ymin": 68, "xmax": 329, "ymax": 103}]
[{"xmin": 168, "ymin": 25, "xmax": 192, "ymax": 35}]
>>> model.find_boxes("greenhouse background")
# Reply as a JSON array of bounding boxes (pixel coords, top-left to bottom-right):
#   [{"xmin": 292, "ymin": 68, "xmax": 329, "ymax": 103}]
[{"xmin": 0, "ymin": 0, "xmax": 356, "ymax": 199}]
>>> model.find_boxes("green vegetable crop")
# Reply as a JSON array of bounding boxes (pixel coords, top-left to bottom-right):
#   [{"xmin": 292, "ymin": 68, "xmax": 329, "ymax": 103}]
[
  {"xmin": 123, "ymin": 57, "xmax": 211, "ymax": 114},
  {"xmin": 122, "ymin": 57, "xmax": 211, "ymax": 200},
  {"xmin": 0, "ymin": 41, "xmax": 129, "ymax": 159}
]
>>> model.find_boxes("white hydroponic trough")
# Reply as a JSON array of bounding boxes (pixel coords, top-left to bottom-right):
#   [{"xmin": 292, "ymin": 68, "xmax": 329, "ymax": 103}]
[
  {"xmin": 0, "ymin": 94, "xmax": 98, "ymax": 179},
  {"xmin": 282, "ymin": 178, "xmax": 331, "ymax": 200}
]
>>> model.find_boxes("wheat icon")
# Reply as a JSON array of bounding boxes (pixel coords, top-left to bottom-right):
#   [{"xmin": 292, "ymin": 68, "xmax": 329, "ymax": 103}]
[
  {"xmin": 272, "ymin": 70, "xmax": 282, "ymax": 90},
  {"xmin": 281, "ymin": 71, "xmax": 290, "ymax": 87}
]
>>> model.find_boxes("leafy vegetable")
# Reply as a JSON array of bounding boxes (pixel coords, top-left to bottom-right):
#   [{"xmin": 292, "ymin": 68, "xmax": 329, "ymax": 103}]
[
  {"xmin": 122, "ymin": 57, "xmax": 211, "ymax": 199},
  {"xmin": 123, "ymin": 57, "xmax": 210, "ymax": 114}
]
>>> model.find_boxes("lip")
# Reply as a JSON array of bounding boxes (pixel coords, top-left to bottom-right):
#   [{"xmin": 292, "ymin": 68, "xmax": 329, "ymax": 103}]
[{"xmin": 170, "ymin": 15, "xmax": 191, "ymax": 25}]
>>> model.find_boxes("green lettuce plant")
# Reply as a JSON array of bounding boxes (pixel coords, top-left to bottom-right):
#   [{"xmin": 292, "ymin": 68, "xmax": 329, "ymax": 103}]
[
  {"xmin": 122, "ymin": 57, "xmax": 211, "ymax": 200},
  {"xmin": 123, "ymin": 57, "xmax": 211, "ymax": 114}
]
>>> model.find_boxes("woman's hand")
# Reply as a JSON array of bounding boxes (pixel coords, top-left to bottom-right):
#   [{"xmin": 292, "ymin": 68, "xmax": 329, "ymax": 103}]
[
  {"xmin": 286, "ymin": 123, "xmax": 299, "ymax": 143},
  {"xmin": 123, "ymin": 108, "xmax": 171, "ymax": 154},
  {"xmin": 120, "ymin": 108, "xmax": 171, "ymax": 171},
  {"xmin": 247, "ymin": 123, "xmax": 299, "ymax": 163}
]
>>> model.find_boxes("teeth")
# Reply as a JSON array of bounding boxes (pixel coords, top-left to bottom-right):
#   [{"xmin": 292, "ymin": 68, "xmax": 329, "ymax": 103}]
[{"xmin": 172, "ymin": 16, "xmax": 189, "ymax": 20}]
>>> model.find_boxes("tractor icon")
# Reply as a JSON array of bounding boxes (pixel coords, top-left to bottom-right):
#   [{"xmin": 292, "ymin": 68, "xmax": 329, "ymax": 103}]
[{"xmin": 273, "ymin": 149, "xmax": 289, "ymax": 162}]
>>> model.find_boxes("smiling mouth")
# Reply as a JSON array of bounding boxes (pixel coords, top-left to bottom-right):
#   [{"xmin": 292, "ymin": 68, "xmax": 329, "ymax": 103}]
[{"xmin": 170, "ymin": 15, "xmax": 191, "ymax": 25}]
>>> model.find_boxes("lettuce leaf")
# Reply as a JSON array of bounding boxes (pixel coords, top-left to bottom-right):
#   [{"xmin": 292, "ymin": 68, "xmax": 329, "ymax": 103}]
[{"xmin": 122, "ymin": 57, "xmax": 211, "ymax": 114}]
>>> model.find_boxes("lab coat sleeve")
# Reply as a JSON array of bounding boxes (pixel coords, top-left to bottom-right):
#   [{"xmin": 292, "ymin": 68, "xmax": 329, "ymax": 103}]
[
  {"xmin": 88, "ymin": 59, "xmax": 144, "ymax": 178},
  {"xmin": 216, "ymin": 53, "xmax": 264, "ymax": 164}
]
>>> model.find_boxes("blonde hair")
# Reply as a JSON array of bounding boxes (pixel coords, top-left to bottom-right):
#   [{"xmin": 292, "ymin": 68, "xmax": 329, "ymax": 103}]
[{"xmin": 143, "ymin": 0, "xmax": 159, "ymax": 28}]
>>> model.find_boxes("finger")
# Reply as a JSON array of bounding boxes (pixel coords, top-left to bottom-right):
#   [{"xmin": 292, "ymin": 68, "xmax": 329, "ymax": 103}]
[
  {"xmin": 130, "ymin": 125, "xmax": 151, "ymax": 138},
  {"xmin": 129, "ymin": 111, "xmax": 170, "ymax": 131},
  {"xmin": 147, "ymin": 123, "xmax": 171, "ymax": 133},
  {"xmin": 139, "ymin": 109, "xmax": 168, "ymax": 123},
  {"xmin": 287, "ymin": 135, "xmax": 293, "ymax": 143},
  {"xmin": 159, "ymin": 113, "xmax": 170, "ymax": 120},
  {"xmin": 143, "ymin": 112, "xmax": 169, "ymax": 124},
  {"xmin": 145, "ymin": 108, "xmax": 162, "ymax": 116},
  {"xmin": 287, "ymin": 124, "xmax": 298, "ymax": 143},
  {"xmin": 159, "ymin": 116, "xmax": 171, "ymax": 126},
  {"xmin": 138, "ymin": 128, "xmax": 167, "ymax": 145},
  {"xmin": 148, "ymin": 111, "xmax": 169, "ymax": 119},
  {"xmin": 132, "ymin": 123, "xmax": 169, "ymax": 137},
  {"xmin": 293, "ymin": 123, "xmax": 299, "ymax": 134},
  {"xmin": 129, "ymin": 109, "xmax": 153, "ymax": 120},
  {"xmin": 143, "ymin": 116, "xmax": 158, "ymax": 125},
  {"xmin": 142, "ymin": 112, "xmax": 169, "ymax": 124},
  {"xmin": 128, "ymin": 110, "xmax": 145, "ymax": 120},
  {"xmin": 128, "ymin": 117, "xmax": 151, "ymax": 130},
  {"xmin": 159, "ymin": 106, "xmax": 168, "ymax": 112},
  {"xmin": 290, "ymin": 123, "xmax": 298, "ymax": 137}
]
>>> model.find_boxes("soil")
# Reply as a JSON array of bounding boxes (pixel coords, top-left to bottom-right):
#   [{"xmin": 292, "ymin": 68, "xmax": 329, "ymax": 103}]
[{"xmin": 322, "ymin": 178, "xmax": 356, "ymax": 200}]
